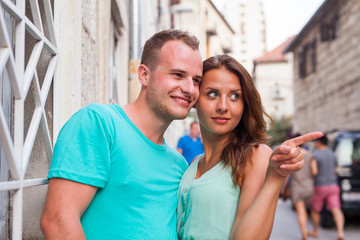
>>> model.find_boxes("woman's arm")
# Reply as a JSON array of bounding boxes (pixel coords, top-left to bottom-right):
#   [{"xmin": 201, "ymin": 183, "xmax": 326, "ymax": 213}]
[
  {"xmin": 230, "ymin": 132, "xmax": 323, "ymax": 240},
  {"xmin": 230, "ymin": 144, "xmax": 278, "ymax": 240}
]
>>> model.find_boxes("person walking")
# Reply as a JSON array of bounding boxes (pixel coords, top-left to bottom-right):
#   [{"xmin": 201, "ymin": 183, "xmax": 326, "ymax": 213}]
[{"xmin": 309, "ymin": 134, "xmax": 345, "ymax": 240}]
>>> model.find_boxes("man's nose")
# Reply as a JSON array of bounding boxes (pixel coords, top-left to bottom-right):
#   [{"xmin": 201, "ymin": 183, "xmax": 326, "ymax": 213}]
[{"xmin": 181, "ymin": 77, "xmax": 195, "ymax": 95}]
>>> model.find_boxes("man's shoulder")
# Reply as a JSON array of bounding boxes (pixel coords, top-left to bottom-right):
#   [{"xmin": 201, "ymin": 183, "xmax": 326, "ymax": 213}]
[
  {"xmin": 80, "ymin": 103, "xmax": 122, "ymax": 120},
  {"xmin": 179, "ymin": 135, "xmax": 191, "ymax": 141},
  {"xmin": 85, "ymin": 103, "xmax": 117, "ymax": 114}
]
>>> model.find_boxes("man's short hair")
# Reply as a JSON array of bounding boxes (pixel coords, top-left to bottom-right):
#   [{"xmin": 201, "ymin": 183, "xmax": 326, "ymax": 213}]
[
  {"xmin": 317, "ymin": 134, "xmax": 328, "ymax": 145},
  {"xmin": 140, "ymin": 29, "xmax": 199, "ymax": 71}
]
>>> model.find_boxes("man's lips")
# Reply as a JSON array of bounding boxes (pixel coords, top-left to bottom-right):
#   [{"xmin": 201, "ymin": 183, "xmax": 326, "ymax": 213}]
[
  {"xmin": 211, "ymin": 117, "xmax": 230, "ymax": 124},
  {"xmin": 171, "ymin": 96, "xmax": 191, "ymax": 106}
]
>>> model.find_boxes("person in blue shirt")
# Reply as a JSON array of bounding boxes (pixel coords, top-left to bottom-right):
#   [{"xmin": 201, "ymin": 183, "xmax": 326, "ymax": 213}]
[
  {"xmin": 40, "ymin": 29, "xmax": 203, "ymax": 240},
  {"xmin": 177, "ymin": 121, "xmax": 204, "ymax": 165}
]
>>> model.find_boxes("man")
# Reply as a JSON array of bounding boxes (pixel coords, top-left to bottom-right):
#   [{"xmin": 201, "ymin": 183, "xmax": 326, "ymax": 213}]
[
  {"xmin": 40, "ymin": 29, "xmax": 203, "ymax": 240},
  {"xmin": 309, "ymin": 134, "xmax": 345, "ymax": 240},
  {"xmin": 177, "ymin": 121, "xmax": 204, "ymax": 165}
]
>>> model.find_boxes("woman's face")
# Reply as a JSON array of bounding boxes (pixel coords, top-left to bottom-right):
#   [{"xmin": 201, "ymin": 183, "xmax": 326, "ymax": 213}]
[{"xmin": 196, "ymin": 67, "xmax": 244, "ymax": 137}]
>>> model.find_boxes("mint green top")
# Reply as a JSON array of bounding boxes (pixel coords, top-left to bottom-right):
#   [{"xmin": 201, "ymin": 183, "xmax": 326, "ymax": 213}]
[
  {"xmin": 49, "ymin": 103, "xmax": 188, "ymax": 240},
  {"xmin": 177, "ymin": 155, "xmax": 240, "ymax": 239}
]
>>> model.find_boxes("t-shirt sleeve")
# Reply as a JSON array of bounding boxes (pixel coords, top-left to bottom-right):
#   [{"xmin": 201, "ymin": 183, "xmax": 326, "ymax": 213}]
[
  {"xmin": 177, "ymin": 137, "xmax": 184, "ymax": 150},
  {"xmin": 48, "ymin": 106, "xmax": 111, "ymax": 188}
]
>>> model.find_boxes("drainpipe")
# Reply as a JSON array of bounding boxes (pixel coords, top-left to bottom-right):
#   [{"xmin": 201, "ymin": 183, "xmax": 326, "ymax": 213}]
[{"xmin": 129, "ymin": 0, "xmax": 141, "ymax": 103}]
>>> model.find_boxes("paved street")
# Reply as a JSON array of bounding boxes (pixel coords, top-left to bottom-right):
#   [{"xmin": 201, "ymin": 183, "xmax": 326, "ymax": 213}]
[{"xmin": 270, "ymin": 199, "xmax": 360, "ymax": 240}]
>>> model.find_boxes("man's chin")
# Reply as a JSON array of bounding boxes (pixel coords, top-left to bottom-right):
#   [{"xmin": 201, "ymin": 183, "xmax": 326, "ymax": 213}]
[{"xmin": 171, "ymin": 110, "xmax": 190, "ymax": 120}]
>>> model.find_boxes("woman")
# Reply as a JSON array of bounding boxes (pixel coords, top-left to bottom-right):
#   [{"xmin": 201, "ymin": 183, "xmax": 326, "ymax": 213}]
[{"xmin": 177, "ymin": 55, "xmax": 322, "ymax": 240}]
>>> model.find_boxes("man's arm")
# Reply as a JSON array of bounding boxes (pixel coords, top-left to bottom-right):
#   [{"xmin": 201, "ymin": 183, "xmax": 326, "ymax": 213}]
[
  {"xmin": 41, "ymin": 178, "xmax": 97, "ymax": 240},
  {"xmin": 311, "ymin": 157, "xmax": 318, "ymax": 176}
]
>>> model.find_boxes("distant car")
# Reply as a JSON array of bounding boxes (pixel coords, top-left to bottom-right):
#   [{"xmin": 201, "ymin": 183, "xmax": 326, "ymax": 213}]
[{"xmin": 320, "ymin": 130, "xmax": 360, "ymax": 228}]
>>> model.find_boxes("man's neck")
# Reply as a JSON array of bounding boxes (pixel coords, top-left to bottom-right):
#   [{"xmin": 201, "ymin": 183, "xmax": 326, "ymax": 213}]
[
  {"xmin": 189, "ymin": 133, "xmax": 197, "ymax": 139},
  {"xmin": 317, "ymin": 144, "xmax": 328, "ymax": 150},
  {"xmin": 122, "ymin": 101, "xmax": 170, "ymax": 145}
]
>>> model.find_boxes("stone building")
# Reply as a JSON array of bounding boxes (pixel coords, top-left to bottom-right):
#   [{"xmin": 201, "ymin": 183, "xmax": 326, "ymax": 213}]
[
  {"xmin": 253, "ymin": 36, "xmax": 295, "ymax": 123},
  {"xmin": 285, "ymin": 0, "xmax": 360, "ymax": 133}
]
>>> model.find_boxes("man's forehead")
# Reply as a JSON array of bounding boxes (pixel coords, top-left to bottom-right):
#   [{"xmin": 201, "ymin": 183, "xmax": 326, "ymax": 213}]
[{"xmin": 157, "ymin": 42, "xmax": 202, "ymax": 75}]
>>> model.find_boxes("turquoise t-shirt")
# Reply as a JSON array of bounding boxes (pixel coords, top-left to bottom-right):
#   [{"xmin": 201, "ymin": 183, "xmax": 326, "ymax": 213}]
[
  {"xmin": 48, "ymin": 103, "xmax": 188, "ymax": 240},
  {"xmin": 177, "ymin": 155, "xmax": 240, "ymax": 240}
]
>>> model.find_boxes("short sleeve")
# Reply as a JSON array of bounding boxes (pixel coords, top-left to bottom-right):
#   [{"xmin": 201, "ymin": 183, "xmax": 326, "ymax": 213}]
[
  {"xmin": 48, "ymin": 106, "xmax": 111, "ymax": 188},
  {"xmin": 177, "ymin": 137, "xmax": 184, "ymax": 149}
]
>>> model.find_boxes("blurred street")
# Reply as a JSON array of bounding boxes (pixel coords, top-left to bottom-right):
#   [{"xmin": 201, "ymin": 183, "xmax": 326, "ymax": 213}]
[{"xmin": 270, "ymin": 199, "xmax": 360, "ymax": 240}]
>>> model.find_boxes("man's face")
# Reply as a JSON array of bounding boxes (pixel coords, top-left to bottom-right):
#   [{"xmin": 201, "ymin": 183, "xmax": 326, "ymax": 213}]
[
  {"xmin": 190, "ymin": 123, "xmax": 200, "ymax": 137},
  {"xmin": 146, "ymin": 40, "xmax": 203, "ymax": 122}
]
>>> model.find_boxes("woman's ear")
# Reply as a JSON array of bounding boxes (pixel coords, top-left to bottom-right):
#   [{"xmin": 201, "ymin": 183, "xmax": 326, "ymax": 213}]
[{"xmin": 138, "ymin": 64, "xmax": 150, "ymax": 87}]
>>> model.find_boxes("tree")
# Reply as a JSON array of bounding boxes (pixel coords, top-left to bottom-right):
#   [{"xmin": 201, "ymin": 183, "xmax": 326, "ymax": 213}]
[{"xmin": 267, "ymin": 117, "xmax": 292, "ymax": 147}]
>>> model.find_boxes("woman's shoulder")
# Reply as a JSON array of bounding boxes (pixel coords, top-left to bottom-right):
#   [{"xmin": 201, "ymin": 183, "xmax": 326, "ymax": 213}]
[
  {"xmin": 251, "ymin": 144, "xmax": 272, "ymax": 158},
  {"xmin": 246, "ymin": 144, "xmax": 272, "ymax": 170}
]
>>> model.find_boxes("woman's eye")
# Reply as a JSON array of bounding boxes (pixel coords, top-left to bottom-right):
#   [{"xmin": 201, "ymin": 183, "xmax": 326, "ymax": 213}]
[
  {"xmin": 230, "ymin": 94, "xmax": 240, "ymax": 100},
  {"xmin": 208, "ymin": 92, "xmax": 217, "ymax": 98}
]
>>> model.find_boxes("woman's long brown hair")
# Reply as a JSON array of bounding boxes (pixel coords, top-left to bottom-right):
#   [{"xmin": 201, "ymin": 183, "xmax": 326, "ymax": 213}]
[{"xmin": 202, "ymin": 55, "xmax": 272, "ymax": 187}]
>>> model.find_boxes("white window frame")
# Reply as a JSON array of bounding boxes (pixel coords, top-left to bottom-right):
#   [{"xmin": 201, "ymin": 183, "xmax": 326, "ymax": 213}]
[{"xmin": 0, "ymin": 0, "xmax": 58, "ymax": 239}]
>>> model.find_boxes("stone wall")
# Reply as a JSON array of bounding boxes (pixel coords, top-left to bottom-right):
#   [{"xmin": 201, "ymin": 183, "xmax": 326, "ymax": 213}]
[{"xmin": 293, "ymin": 0, "xmax": 360, "ymax": 133}]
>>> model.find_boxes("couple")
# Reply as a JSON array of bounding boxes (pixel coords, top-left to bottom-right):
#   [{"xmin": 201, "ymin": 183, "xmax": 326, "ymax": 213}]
[{"xmin": 40, "ymin": 29, "xmax": 322, "ymax": 240}]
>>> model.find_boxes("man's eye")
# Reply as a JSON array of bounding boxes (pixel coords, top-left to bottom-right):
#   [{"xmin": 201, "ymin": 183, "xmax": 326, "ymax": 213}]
[
  {"xmin": 173, "ymin": 73, "xmax": 183, "ymax": 78},
  {"xmin": 193, "ymin": 78, "xmax": 201, "ymax": 84}
]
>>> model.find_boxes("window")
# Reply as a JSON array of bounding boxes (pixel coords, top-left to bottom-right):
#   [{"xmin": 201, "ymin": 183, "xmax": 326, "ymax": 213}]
[
  {"xmin": 298, "ymin": 39, "xmax": 317, "ymax": 78},
  {"xmin": 0, "ymin": 1, "xmax": 57, "ymax": 239},
  {"xmin": 321, "ymin": 15, "xmax": 339, "ymax": 42}
]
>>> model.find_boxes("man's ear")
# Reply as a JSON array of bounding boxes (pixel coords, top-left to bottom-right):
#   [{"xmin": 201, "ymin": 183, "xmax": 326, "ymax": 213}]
[{"xmin": 138, "ymin": 64, "xmax": 150, "ymax": 87}]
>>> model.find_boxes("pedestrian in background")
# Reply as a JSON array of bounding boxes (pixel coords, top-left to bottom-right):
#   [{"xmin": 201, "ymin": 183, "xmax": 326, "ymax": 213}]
[
  {"xmin": 284, "ymin": 133, "xmax": 317, "ymax": 240},
  {"xmin": 177, "ymin": 121, "xmax": 204, "ymax": 165},
  {"xmin": 309, "ymin": 134, "xmax": 345, "ymax": 240}
]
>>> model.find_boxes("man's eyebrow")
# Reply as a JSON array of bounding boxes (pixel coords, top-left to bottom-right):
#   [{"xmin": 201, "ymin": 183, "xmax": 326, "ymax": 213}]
[
  {"xmin": 168, "ymin": 68, "xmax": 186, "ymax": 73},
  {"xmin": 169, "ymin": 69, "xmax": 202, "ymax": 79}
]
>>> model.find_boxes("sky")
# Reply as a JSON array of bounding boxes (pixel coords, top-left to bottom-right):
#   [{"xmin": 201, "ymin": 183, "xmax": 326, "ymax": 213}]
[
  {"xmin": 212, "ymin": 0, "xmax": 326, "ymax": 51},
  {"xmin": 262, "ymin": 0, "xmax": 325, "ymax": 50}
]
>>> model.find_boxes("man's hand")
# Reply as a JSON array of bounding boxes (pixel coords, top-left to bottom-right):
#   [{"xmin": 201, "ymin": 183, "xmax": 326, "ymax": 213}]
[{"xmin": 269, "ymin": 132, "xmax": 324, "ymax": 178}]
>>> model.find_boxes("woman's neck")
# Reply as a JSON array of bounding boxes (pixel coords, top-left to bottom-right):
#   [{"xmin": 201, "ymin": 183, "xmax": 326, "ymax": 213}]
[{"xmin": 195, "ymin": 132, "xmax": 229, "ymax": 178}]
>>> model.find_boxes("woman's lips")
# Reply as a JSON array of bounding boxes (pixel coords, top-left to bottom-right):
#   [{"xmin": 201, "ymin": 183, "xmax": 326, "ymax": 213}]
[{"xmin": 212, "ymin": 117, "xmax": 230, "ymax": 124}]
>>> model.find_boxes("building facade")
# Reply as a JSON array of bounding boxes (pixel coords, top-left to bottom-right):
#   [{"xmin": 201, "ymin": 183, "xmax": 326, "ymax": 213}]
[
  {"xmin": 285, "ymin": 0, "xmax": 360, "ymax": 133},
  {"xmin": 253, "ymin": 36, "xmax": 295, "ymax": 123},
  {"xmin": 219, "ymin": 0, "xmax": 266, "ymax": 72}
]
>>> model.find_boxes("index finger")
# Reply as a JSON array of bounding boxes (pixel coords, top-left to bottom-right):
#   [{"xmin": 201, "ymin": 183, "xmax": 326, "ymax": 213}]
[{"xmin": 284, "ymin": 131, "xmax": 324, "ymax": 147}]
